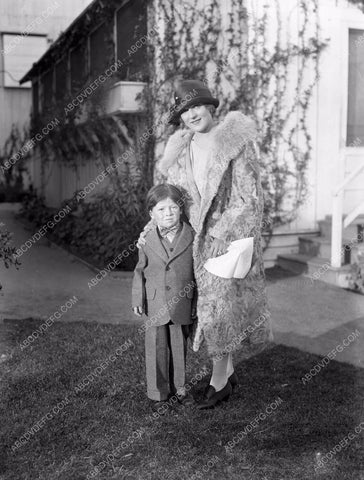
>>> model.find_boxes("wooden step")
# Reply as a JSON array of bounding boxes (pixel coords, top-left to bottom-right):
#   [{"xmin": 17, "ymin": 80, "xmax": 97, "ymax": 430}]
[{"xmin": 320, "ymin": 214, "xmax": 364, "ymax": 239}]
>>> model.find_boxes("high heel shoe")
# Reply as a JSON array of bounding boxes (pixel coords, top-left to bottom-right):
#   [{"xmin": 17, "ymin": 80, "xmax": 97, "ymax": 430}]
[
  {"xmin": 228, "ymin": 372, "xmax": 239, "ymax": 392},
  {"xmin": 203, "ymin": 372, "xmax": 239, "ymax": 399},
  {"xmin": 203, "ymin": 372, "xmax": 239, "ymax": 400},
  {"xmin": 197, "ymin": 381, "xmax": 233, "ymax": 410}
]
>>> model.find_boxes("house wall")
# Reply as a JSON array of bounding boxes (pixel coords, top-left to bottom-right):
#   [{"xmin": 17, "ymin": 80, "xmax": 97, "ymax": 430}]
[
  {"xmin": 0, "ymin": 0, "xmax": 94, "ymax": 150},
  {"xmin": 247, "ymin": 0, "xmax": 364, "ymax": 264},
  {"xmin": 314, "ymin": 0, "xmax": 364, "ymax": 221},
  {"xmin": 20, "ymin": 0, "xmax": 148, "ymax": 207}
]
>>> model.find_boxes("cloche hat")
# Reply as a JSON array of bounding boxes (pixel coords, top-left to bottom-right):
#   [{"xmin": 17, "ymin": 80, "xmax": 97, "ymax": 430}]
[{"xmin": 168, "ymin": 79, "xmax": 219, "ymax": 125}]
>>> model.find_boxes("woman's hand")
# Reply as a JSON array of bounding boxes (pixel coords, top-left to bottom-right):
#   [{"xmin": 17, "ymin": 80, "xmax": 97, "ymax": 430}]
[
  {"xmin": 136, "ymin": 230, "xmax": 147, "ymax": 248},
  {"xmin": 133, "ymin": 306, "xmax": 144, "ymax": 317},
  {"xmin": 209, "ymin": 238, "xmax": 229, "ymax": 258},
  {"xmin": 136, "ymin": 220, "xmax": 155, "ymax": 248}
]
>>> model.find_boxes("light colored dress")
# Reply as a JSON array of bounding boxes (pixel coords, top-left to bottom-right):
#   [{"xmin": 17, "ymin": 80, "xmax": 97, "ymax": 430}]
[{"xmin": 189, "ymin": 138, "xmax": 211, "ymax": 198}]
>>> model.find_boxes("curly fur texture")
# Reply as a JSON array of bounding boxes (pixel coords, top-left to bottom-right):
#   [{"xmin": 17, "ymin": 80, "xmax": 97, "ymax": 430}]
[{"xmin": 157, "ymin": 111, "xmax": 272, "ymax": 359}]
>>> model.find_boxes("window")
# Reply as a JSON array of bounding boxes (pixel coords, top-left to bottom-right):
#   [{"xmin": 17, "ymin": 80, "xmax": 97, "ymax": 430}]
[
  {"xmin": 55, "ymin": 57, "xmax": 68, "ymax": 103},
  {"xmin": 347, "ymin": 29, "xmax": 364, "ymax": 146},
  {"xmin": 116, "ymin": 0, "xmax": 147, "ymax": 80},
  {"xmin": 70, "ymin": 41, "xmax": 88, "ymax": 96},
  {"xmin": 90, "ymin": 21, "xmax": 114, "ymax": 78},
  {"xmin": 2, "ymin": 33, "xmax": 48, "ymax": 88},
  {"xmin": 42, "ymin": 68, "xmax": 54, "ymax": 112},
  {"xmin": 32, "ymin": 81, "xmax": 39, "ymax": 116}
]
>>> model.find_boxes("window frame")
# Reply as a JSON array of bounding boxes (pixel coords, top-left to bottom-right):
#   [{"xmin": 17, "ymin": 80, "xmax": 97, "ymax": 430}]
[{"xmin": 1, "ymin": 32, "xmax": 48, "ymax": 89}]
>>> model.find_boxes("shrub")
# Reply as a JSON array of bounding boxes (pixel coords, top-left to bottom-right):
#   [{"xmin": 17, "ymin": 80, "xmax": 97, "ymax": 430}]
[{"xmin": 19, "ymin": 185, "xmax": 148, "ymax": 271}]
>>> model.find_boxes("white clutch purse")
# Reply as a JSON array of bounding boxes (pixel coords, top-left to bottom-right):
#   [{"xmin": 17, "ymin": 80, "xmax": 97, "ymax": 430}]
[{"xmin": 204, "ymin": 237, "xmax": 254, "ymax": 279}]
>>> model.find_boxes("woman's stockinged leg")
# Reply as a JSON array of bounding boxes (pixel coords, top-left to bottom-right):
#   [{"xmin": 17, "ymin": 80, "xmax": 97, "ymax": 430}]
[
  {"xmin": 210, "ymin": 355, "xmax": 230, "ymax": 392},
  {"xmin": 226, "ymin": 352, "xmax": 234, "ymax": 378},
  {"xmin": 197, "ymin": 353, "xmax": 233, "ymax": 409}
]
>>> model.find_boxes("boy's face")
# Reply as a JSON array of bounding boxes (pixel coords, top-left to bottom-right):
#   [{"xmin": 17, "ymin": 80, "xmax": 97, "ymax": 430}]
[{"xmin": 150, "ymin": 197, "xmax": 181, "ymax": 228}]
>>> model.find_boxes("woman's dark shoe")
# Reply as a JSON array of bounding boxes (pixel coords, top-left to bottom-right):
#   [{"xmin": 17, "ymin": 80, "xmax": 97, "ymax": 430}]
[
  {"xmin": 203, "ymin": 384, "xmax": 216, "ymax": 400},
  {"xmin": 228, "ymin": 372, "xmax": 239, "ymax": 391},
  {"xmin": 197, "ymin": 381, "xmax": 233, "ymax": 410},
  {"xmin": 203, "ymin": 372, "xmax": 238, "ymax": 399}
]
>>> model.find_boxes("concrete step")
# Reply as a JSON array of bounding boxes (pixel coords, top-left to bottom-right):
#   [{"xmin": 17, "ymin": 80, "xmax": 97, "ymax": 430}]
[
  {"xmin": 276, "ymin": 253, "xmax": 352, "ymax": 288},
  {"xmin": 263, "ymin": 229, "xmax": 319, "ymax": 268},
  {"xmin": 298, "ymin": 236, "xmax": 353, "ymax": 264}
]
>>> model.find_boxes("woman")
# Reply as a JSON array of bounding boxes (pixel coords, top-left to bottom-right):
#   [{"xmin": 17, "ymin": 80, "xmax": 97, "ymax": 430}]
[{"xmin": 157, "ymin": 79, "xmax": 272, "ymax": 409}]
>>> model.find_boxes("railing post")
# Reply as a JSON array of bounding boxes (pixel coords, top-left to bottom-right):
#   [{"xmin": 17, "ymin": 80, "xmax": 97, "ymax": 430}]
[{"xmin": 331, "ymin": 191, "xmax": 343, "ymax": 268}]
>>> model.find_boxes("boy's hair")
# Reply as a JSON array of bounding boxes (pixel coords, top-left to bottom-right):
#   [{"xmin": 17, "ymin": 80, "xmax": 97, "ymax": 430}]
[{"xmin": 146, "ymin": 184, "xmax": 185, "ymax": 212}]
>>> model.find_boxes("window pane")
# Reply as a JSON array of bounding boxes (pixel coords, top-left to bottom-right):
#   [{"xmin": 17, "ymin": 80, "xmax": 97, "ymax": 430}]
[
  {"xmin": 2, "ymin": 34, "xmax": 48, "ymax": 88},
  {"xmin": 55, "ymin": 57, "xmax": 68, "ymax": 103},
  {"xmin": 42, "ymin": 68, "xmax": 54, "ymax": 113},
  {"xmin": 32, "ymin": 81, "xmax": 39, "ymax": 116},
  {"xmin": 347, "ymin": 29, "xmax": 364, "ymax": 146},
  {"xmin": 116, "ymin": 0, "xmax": 147, "ymax": 80},
  {"xmin": 90, "ymin": 21, "xmax": 114, "ymax": 78},
  {"xmin": 70, "ymin": 41, "xmax": 88, "ymax": 96}
]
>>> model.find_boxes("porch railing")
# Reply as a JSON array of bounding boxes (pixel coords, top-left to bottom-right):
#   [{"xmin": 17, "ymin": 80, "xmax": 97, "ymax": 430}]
[{"xmin": 331, "ymin": 162, "xmax": 364, "ymax": 268}]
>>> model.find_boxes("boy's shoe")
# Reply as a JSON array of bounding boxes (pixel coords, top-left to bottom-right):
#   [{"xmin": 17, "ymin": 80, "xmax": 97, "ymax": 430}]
[
  {"xmin": 150, "ymin": 399, "xmax": 169, "ymax": 414},
  {"xmin": 177, "ymin": 393, "xmax": 196, "ymax": 407}
]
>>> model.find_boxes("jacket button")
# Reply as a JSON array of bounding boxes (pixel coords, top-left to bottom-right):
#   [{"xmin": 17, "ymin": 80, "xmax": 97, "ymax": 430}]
[
  {"xmin": 169, "ymin": 248, "xmax": 174, "ymax": 252},
  {"xmin": 166, "ymin": 286, "xmax": 171, "ymax": 291},
  {"xmin": 166, "ymin": 266, "xmax": 170, "ymax": 271}
]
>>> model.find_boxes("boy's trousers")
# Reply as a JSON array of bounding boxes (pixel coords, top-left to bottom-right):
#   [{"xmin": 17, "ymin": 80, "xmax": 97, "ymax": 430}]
[{"xmin": 145, "ymin": 321, "xmax": 190, "ymax": 401}]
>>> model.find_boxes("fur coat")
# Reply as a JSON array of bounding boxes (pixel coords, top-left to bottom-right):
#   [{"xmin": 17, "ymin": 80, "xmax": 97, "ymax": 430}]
[{"xmin": 158, "ymin": 111, "xmax": 272, "ymax": 359}]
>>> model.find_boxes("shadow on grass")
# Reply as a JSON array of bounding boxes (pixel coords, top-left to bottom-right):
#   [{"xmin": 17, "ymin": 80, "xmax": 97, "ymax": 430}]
[{"xmin": 0, "ymin": 319, "xmax": 363, "ymax": 480}]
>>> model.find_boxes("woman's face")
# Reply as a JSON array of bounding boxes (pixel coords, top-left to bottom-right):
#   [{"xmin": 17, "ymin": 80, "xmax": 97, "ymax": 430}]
[{"xmin": 180, "ymin": 104, "xmax": 214, "ymax": 133}]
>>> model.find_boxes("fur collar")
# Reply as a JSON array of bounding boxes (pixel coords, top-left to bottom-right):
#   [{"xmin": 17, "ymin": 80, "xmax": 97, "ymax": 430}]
[{"xmin": 159, "ymin": 111, "xmax": 257, "ymax": 174}]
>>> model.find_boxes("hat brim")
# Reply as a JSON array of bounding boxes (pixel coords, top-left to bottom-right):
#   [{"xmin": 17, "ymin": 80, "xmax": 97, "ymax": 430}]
[{"xmin": 168, "ymin": 97, "xmax": 219, "ymax": 125}]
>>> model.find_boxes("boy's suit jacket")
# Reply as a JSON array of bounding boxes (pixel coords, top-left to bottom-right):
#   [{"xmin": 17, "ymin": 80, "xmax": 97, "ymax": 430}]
[{"xmin": 132, "ymin": 222, "xmax": 196, "ymax": 326}]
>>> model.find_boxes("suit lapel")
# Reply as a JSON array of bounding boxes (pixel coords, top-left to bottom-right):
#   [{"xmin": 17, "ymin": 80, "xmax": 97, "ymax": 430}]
[
  {"xmin": 146, "ymin": 228, "xmax": 169, "ymax": 263},
  {"xmin": 167, "ymin": 223, "xmax": 193, "ymax": 263}
]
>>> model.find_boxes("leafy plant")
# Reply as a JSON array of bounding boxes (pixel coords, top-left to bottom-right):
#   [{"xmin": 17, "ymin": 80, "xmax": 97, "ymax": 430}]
[
  {"xmin": 0, "ymin": 228, "xmax": 20, "ymax": 289},
  {"xmin": 19, "ymin": 183, "xmax": 148, "ymax": 270},
  {"xmin": 0, "ymin": 125, "xmax": 30, "ymax": 202}
]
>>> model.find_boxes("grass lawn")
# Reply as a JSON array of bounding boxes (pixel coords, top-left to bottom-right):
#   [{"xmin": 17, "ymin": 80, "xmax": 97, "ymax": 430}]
[{"xmin": 0, "ymin": 318, "xmax": 363, "ymax": 480}]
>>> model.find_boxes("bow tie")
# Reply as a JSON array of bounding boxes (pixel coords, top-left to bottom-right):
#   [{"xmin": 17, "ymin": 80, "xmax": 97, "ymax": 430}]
[{"xmin": 159, "ymin": 225, "xmax": 180, "ymax": 238}]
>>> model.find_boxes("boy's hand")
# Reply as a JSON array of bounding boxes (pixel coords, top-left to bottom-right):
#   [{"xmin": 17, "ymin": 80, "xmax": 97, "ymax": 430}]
[{"xmin": 133, "ymin": 306, "xmax": 144, "ymax": 317}]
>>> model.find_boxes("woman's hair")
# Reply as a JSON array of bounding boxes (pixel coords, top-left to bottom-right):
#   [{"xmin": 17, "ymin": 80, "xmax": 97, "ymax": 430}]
[
  {"xmin": 146, "ymin": 184, "xmax": 185, "ymax": 212},
  {"xmin": 206, "ymin": 104, "xmax": 216, "ymax": 116}
]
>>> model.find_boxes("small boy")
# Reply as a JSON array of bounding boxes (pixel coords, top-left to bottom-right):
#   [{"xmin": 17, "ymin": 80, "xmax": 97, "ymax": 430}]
[{"xmin": 132, "ymin": 184, "xmax": 196, "ymax": 410}]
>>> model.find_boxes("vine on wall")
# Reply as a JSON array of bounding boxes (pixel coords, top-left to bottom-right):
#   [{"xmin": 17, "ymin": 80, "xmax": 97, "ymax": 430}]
[
  {"xmin": 148, "ymin": 0, "xmax": 327, "ymax": 241},
  {"xmin": 0, "ymin": 125, "xmax": 30, "ymax": 201}
]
